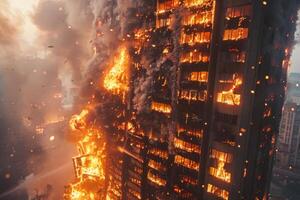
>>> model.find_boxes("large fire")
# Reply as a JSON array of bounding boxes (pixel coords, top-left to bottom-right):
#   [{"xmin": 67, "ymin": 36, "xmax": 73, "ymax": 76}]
[
  {"xmin": 64, "ymin": 45, "xmax": 129, "ymax": 199},
  {"xmin": 103, "ymin": 46, "xmax": 129, "ymax": 95},
  {"xmin": 64, "ymin": 108, "xmax": 106, "ymax": 200}
]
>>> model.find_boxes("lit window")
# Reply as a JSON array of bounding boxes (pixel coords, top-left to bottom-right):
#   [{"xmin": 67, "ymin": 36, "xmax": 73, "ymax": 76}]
[
  {"xmin": 226, "ymin": 5, "xmax": 252, "ymax": 18},
  {"xmin": 128, "ymin": 188, "xmax": 141, "ymax": 199},
  {"xmin": 157, "ymin": 0, "xmax": 179, "ymax": 13},
  {"xmin": 190, "ymin": 90, "xmax": 198, "ymax": 100},
  {"xmin": 147, "ymin": 171, "xmax": 167, "ymax": 186},
  {"xmin": 174, "ymin": 137, "xmax": 201, "ymax": 154},
  {"xmin": 217, "ymin": 92, "xmax": 241, "ymax": 106},
  {"xmin": 180, "ymin": 51, "xmax": 210, "ymax": 63},
  {"xmin": 207, "ymin": 184, "xmax": 229, "ymax": 200},
  {"xmin": 223, "ymin": 28, "xmax": 249, "ymax": 41},
  {"xmin": 156, "ymin": 17, "xmax": 171, "ymax": 28},
  {"xmin": 184, "ymin": 0, "xmax": 214, "ymax": 8},
  {"xmin": 216, "ymin": 75, "xmax": 242, "ymax": 106},
  {"xmin": 148, "ymin": 159, "xmax": 166, "ymax": 171},
  {"xmin": 180, "ymin": 90, "xmax": 190, "ymax": 100},
  {"xmin": 190, "ymin": 72, "xmax": 198, "ymax": 81},
  {"xmin": 130, "ymin": 177, "xmax": 141, "ymax": 186},
  {"xmin": 210, "ymin": 149, "xmax": 232, "ymax": 163},
  {"xmin": 198, "ymin": 90, "xmax": 207, "ymax": 101},
  {"xmin": 151, "ymin": 101, "xmax": 172, "ymax": 114},
  {"xmin": 209, "ymin": 162, "xmax": 231, "ymax": 183},
  {"xmin": 174, "ymin": 155, "xmax": 200, "ymax": 171},
  {"xmin": 149, "ymin": 148, "xmax": 168, "ymax": 159},
  {"xmin": 178, "ymin": 126, "xmax": 204, "ymax": 139},
  {"xmin": 179, "ymin": 90, "xmax": 207, "ymax": 102},
  {"xmin": 186, "ymin": 71, "xmax": 208, "ymax": 82},
  {"xmin": 180, "ymin": 31, "xmax": 211, "ymax": 45},
  {"xmin": 182, "ymin": 11, "xmax": 213, "ymax": 26}
]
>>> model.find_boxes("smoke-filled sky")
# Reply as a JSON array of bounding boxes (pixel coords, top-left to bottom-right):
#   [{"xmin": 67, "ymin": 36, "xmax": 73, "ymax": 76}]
[
  {"xmin": 0, "ymin": 0, "xmax": 96, "ymax": 199},
  {"xmin": 290, "ymin": 11, "xmax": 300, "ymax": 73},
  {"xmin": 291, "ymin": 47, "xmax": 300, "ymax": 72}
]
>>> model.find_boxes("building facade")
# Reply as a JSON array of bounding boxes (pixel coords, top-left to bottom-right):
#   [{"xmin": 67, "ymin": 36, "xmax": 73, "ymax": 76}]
[
  {"xmin": 286, "ymin": 73, "xmax": 300, "ymax": 104},
  {"xmin": 104, "ymin": 0, "xmax": 300, "ymax": 200},
  {"xmin": 276, "ymin": 103, "xmax": 300, "ymax": 170}
]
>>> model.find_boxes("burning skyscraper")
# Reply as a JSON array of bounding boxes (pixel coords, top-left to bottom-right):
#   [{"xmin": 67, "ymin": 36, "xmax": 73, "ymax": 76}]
[{"xmin": 64, "ymin": 0, "xmax": 300, "ymax": 199}]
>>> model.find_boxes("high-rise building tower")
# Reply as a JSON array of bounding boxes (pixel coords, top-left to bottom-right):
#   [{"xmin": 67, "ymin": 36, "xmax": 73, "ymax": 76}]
[{"xmin": 100, "ymin": 0, "xmax": 300, "ymax": 200}]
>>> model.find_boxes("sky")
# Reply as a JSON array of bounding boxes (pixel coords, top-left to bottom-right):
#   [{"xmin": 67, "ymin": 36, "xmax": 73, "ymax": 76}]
[
  {"xmin": 9, "ymin": 0, "xmax": 39, "ymax": 44},
  {"xmin": 0, "ymin": 0, "xmax": 93, "ymax": 198},
  {"xmin": 290, "ymin": 11, "xmax": 300, "ymax": 73}
]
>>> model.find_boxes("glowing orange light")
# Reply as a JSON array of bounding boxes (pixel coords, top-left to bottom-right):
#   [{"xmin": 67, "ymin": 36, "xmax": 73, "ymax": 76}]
[
  {"xmin": 207, "ymin": 184, "xmax": 229, "ymax": 200},
  {"xmin": 64, "ymin": 108, "xmax": 106, "ymax": 200},
  {"xmin": 184, "ymin": 0, "xmax": 213, "ymax": 8},
  {"xmin": 217, "ymin": 76, "xmax": 242, "ymax": 106},
  {"xmin": 209, "ymin": 161, "xmax": 231, "ymax": 183},
  {"xmin": 69, "ymin": 109, "xmax": 89, "ymax": 131},
  {"xmin": 151, "ymin": 101, "xmax": 172, "ymax": 114},
  {"xmin": 103, "ymin": 46, "xmax": 129, "ymax": 94}
]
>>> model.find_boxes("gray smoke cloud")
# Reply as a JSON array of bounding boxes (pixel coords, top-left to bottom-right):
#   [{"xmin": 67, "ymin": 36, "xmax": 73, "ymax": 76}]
[
  {"xmin": 291, "ymin": 11, "xmax": 300, "ymax": 73},
  {"xmin": 0, "ymin": 0, "xmax": 98, "ymax": 199},
  {"xmin": 79, "ymin": 0, "xmax": 134, "ymax": 101},
  {"xmin": 0, "ymin": 0, "xmax": 144, "ymax": 198}
]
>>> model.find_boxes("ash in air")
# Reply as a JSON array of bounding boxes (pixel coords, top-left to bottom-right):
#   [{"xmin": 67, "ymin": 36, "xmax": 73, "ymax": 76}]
[{"xmin": 1, "ymin": 0, "xmax": 300, "ymax": 200}]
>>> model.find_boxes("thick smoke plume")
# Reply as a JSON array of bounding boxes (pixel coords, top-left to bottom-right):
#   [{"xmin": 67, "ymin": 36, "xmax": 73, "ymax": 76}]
[
  {"xmin": 0, "ymin": 0, "xmax": 97, "ymax": 199},
  {"xmin": 1, "ymin": 0, "xmax": 177, "ymax": 198}
]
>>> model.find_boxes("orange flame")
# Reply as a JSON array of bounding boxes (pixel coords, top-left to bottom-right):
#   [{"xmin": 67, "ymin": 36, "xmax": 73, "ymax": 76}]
[
  {"xmin": 217, "ymin": 76, "xmax": 242, "ymax": 106},
  {"xmin": 66, "ymin": 45, "xmax": 130, "ymax": 199},
  {"xmin": 103, "ymin": 46, "xmax": 129, "ymax": 94},
  {"xmin": 64, "ymin": 109, "xmax": 106, "ymax": 200},
  {"xmin": 69, "ymin": 109, "xmax": 89, "ymax": 131}
]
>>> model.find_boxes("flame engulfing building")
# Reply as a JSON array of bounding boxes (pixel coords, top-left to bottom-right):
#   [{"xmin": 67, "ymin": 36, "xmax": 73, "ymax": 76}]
[{"xmin": 65, "ymin": 0, "xmax": 300, "ymax": 200}]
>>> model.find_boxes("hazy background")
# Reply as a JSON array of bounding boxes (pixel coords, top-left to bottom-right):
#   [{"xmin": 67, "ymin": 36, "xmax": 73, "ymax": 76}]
[
  {"xmin": 0, "ymin": 0, "xmax": 95, "ymax": 199},
  {"xmin": 290, "ymin": 11, "xmax": 300, "ymax": 73}
]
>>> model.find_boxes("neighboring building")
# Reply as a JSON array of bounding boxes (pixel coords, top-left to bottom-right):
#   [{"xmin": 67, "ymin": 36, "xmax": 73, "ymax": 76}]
[
  {"xmin": 276, "ymin": 103, "xmax": 300, "ymax": 169},
  {"xmin": 270, "ymin": 78, "xmax": 300, "ymax": 200},
  {"xmin": 101, "ymin": 0, "xmax": 300, "ymax": 200},
  {"xmin": 286, "ymin": 73, "xmax": 300, "ymax": 104}
]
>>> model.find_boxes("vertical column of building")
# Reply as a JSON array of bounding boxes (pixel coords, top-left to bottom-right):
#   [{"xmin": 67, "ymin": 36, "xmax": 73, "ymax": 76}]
[
  {"xmin": 104, "ymin": 92, "xmax": 129, "ymax": 199},
  {"xmin": 106, "ymin": 148, "xmax": 124, "ymax": 199},
  {"xmin": 240, "ymin": 1, "xmax": 299, "ymax": 199},
  {"xmin": 105, "ymin": 76, "xmax": 129, "ymax": 198},
  {"xmin": 142, "ymin": 1, "xmax": 178, "ymax": 199},
  {"xmin": 204, "ymin": 1, "xmax": 252, "ymax": 200},
  {"xmin": 200, "ymin": 1, "xmax": 299, "ymax": 199},
  {"xmin": 121, "ymin": 1, "xmax": 157, "ymax": 200},
  {"xmin": 171, "ymin": 0, "xmax": 216, "ymax": 199},
  {"xmin": 122, "ymin": 122, "xmax": 146, "ymax": 200},
  {"xmin": 105, "ymin": 91, "xmax": 129, "ymax": 199}
]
